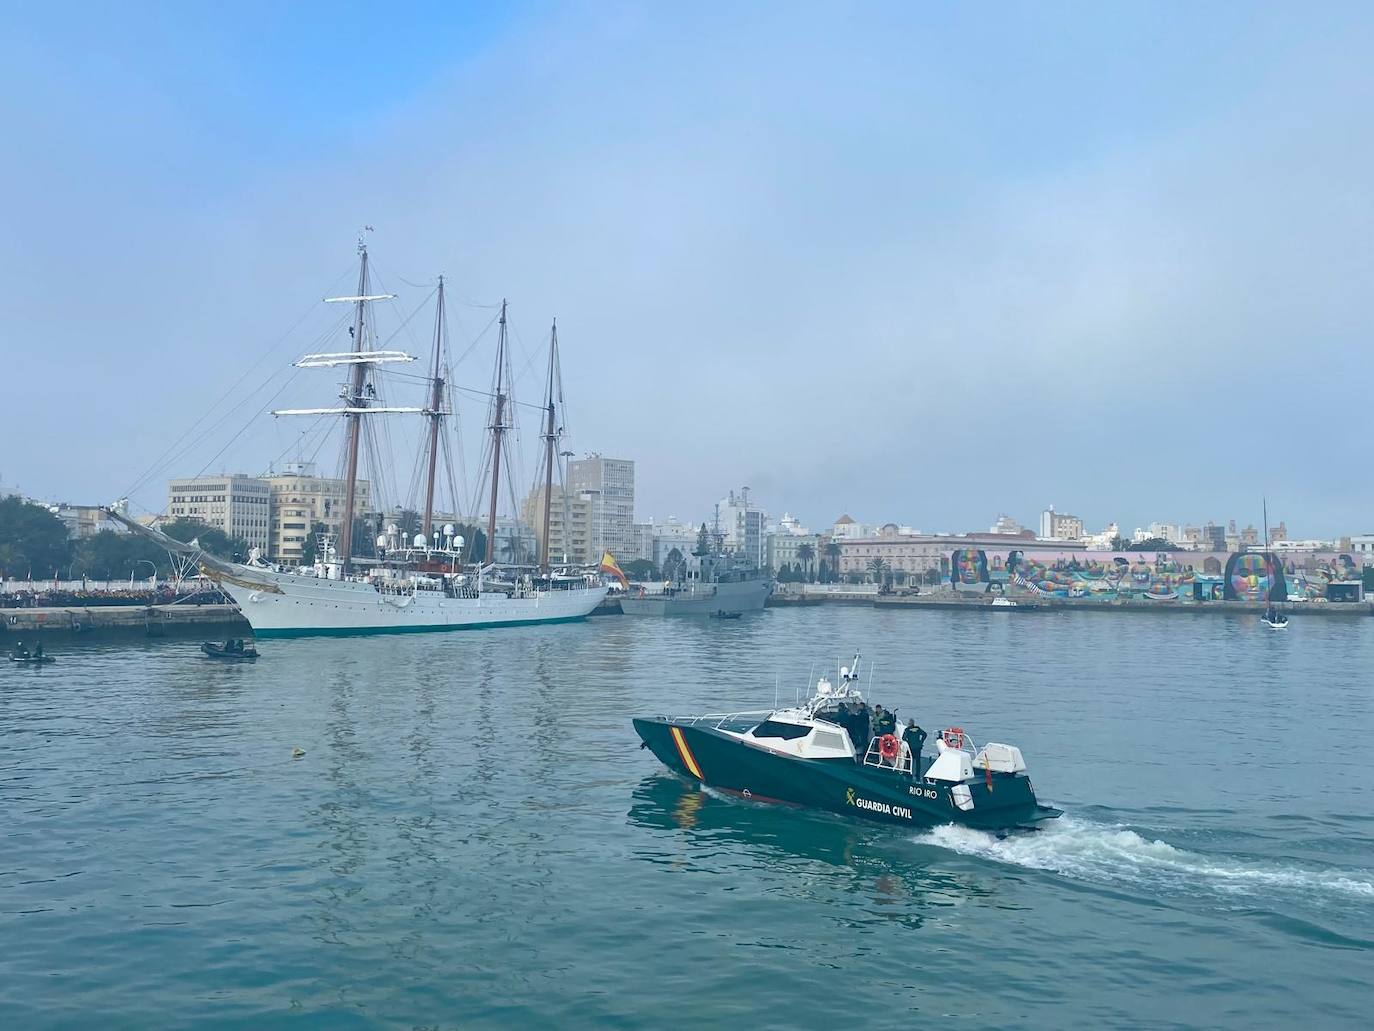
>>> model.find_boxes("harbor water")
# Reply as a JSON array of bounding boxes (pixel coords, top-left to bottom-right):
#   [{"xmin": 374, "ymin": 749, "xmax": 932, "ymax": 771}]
[{"xmin": 2, "ymin": 608, "xmax": 1372, "ymax": 1028}]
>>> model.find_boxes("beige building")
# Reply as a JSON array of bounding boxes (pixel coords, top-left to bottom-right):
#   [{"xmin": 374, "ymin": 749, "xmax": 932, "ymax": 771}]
[
  {"xmin": 266, "ymin": 462, "xmax": 372, "ymax": 564},
  {"xmin": 167, "ymin": 473, "xmax": 271, "ymax": 554},
  {"xmin": 521, "ymin": 486, "xmax": 595, "ymax": 566}
]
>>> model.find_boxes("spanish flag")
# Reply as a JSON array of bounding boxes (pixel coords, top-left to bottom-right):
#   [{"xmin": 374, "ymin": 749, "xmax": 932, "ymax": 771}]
[{"xmin": 600, "ymin": 551, "xmax": 629, "ymax": 589}]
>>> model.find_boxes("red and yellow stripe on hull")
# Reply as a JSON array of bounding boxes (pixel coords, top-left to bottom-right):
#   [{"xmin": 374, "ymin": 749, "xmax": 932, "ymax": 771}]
[{"xmin": 669, "ymin": 725, "xmax": 705, "ymax": 781}]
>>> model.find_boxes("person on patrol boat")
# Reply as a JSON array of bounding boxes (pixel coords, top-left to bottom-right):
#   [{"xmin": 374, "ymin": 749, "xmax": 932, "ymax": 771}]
[
  {"xmin": 903, "ymin": 719, "xmax": 927, "ymax": 773},
  {"xmin": 872, "ymin": 704, "xmax": 897, "ymax": 740}
]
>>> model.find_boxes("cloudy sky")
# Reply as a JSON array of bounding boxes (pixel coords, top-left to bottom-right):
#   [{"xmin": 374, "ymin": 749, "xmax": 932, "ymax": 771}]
[{"xmin": 3, "ymin": 2, "xmax": 1372, "ymax": 537}]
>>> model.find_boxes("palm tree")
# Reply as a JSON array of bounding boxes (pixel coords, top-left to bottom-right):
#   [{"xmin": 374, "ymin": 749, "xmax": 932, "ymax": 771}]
[
  {"xmin": 867, "ymin": 557, "xmax": 888, "ymax": 583},
  {"xmin": 825, "ymin": 541, "xmax": 841, "ymax": 582},
  {"xmin": 796, "ymin": 542, "xmax": 816, "ymax": 582}
]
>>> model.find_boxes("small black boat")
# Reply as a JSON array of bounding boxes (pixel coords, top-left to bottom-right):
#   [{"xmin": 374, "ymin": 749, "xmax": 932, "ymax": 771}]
[
  {"xmin": 201, "ymin": 640, "xmax": 259, "ymax": 660},
  {"xmin": 634, "ymin": 653, "xmax": 1060, "ymax": 832},
  {"xmin": 711, "ymin": 610, "xmax": 743, "ymax": 620}
]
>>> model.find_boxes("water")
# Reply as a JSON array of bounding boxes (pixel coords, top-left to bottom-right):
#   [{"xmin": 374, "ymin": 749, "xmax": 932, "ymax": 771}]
[{"xmin": 3, "ymin": 608, "xmax": 1372, "ymax": 1029}]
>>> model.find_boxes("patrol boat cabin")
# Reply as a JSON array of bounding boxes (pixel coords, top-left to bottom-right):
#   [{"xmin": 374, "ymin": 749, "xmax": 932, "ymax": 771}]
[{"xmin": 633, "ymin": 655, "xmax": 1059, "ymax": 831}]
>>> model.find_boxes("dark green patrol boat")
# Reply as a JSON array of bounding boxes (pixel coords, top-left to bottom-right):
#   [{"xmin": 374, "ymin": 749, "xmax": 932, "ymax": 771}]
[{"xmin": 634, "ymin": 654, "xmax": 1060, "ymax": 832}]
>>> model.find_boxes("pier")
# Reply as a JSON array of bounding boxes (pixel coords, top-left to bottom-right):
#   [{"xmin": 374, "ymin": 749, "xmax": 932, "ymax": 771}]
[
  {"xmin": 871, "ymin": 593, "xmax": 1373, "ymax": 616},
  {"xmin": 2, "ymin": 604, "xmax": 249, "ymax": 637}
]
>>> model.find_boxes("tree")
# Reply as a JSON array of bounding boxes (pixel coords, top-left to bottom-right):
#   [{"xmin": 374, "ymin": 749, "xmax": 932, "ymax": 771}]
[
  {"xmin": 623, "ymin": 558, "xmax": 659, "ymax": 581},
  {"xmin": 0, "ymin": 497, "xmax": 71, "ymax": 579},
  {"xmin": 694, "ymin": 522, "xmax": 711, "ymax": 557},
  {"xmin": 867, "ymin": 557, "xmax": 888, "ymax": 583},
  {"xmin": 1363, "ymin": 565, "xmax": 1374, "ymax": 593},
  {"xmin": 73, "ymin": 530, "xmax": 169, "ymax": 579},
  {"xmin": 1110, "ymin": 535, "xmax": 1128, "ymax": 551},
  {"xmin": 662, "ymin": 547, "xmax": 685, "ymax": 581},
  {"xmin": 162, "ymin": 518, "xmax": 247, "ymax": 560},
  {"xmin": 923, "ymin": 567, "xmax": 942, "ymax": 586},
  {"xmin": 1126, "ymin": 537, "xmax": 1177, "ymax": 552},
  {"xmin": 824, "ymin": 541, "xmax": 841, "ymax": 583},
  {"xmin": 796, "ymin": 543, "xmax": 816, "ymax": 582}
]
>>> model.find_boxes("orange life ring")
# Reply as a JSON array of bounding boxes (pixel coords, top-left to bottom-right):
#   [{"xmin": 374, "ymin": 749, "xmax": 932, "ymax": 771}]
[
  {"xmin": 942, "ymin": 727, "xmax": 965, "ymax": 749},
  {"xmin": 878, "ymin": 733, "xmax": 900, "ymax": 760}
]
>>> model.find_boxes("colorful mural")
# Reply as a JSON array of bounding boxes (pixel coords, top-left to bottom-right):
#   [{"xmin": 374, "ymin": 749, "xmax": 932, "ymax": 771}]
[
  {"xmin": 944, "ymin": 547, "xmax": 1357, "ymax": 603},
  {"xmin": 1222, "ymin": 552, "xmax": 1287, "ymax": 602},
  {"xmin": 950, "ymin": 549, "xmax": 991, "ymax": 593}
]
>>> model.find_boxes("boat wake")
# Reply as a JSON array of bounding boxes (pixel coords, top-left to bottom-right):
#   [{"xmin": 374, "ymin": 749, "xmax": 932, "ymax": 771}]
[{"xmin": 918, "ymin": 817, "xmax": 1374, "ymax": 903}]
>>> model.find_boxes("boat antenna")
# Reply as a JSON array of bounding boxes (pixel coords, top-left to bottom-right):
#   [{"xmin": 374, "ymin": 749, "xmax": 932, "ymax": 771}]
[{"xmin": 421, "ymin": 275, "xmax": 447, "ymax": 539}]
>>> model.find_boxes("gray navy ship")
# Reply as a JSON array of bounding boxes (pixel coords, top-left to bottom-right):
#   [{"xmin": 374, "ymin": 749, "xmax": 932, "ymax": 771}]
[{"xmin": 620, "ymin": 550, "xmax": 772, "ymax": 617}]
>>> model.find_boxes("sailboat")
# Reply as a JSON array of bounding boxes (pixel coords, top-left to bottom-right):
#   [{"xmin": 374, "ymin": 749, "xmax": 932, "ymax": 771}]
[
  {"xmin": 114, "ymin": 236, "xmax": 608, "ymax": 638},
  {"xmin": 1260, "ymin": 498, "xmax": 1288, "ymax": 631}
]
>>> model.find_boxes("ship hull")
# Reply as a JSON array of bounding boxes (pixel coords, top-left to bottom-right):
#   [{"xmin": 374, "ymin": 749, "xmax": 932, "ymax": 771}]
[
  {"xmin": 633, "ymin": 718, "xmax": 1057, "ymax": 831},
  {"xmin": 211, "ymin": 565, "xmax": 608, "ymax": 639},
  {"xmin": 620, "ymin": 577, "xmax": 773, "ymax": 616}
]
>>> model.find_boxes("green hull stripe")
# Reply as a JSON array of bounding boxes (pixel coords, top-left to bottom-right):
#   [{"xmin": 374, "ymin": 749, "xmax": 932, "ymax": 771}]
[{"xmin": 253, "ymin": 613, "xmax": 589, "ymax": 639}]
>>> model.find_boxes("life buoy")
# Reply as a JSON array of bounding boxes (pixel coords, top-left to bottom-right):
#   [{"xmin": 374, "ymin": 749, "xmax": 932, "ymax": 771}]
[
  {"xmin": 878, "ymin": 733, "xmax": 900, "ymax": 760},
  {"xmin": 942, "ymin": 727, "xmax": 965, "ymax": 749}
]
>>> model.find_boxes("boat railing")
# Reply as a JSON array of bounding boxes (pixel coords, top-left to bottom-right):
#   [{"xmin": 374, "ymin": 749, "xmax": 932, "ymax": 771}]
[
  {"xmin": 667, "ymin": 710, "xmax": 771, "ymax": 731},
  {"xmin": 861, "ymin": 737, "xmax": 914, "ymax": 774}
]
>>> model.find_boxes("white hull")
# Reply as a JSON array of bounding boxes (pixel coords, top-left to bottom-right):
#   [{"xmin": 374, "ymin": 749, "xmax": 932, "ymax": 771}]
[
  {"xmin": 620, "ymin": 577, "xmax": 773, "ymax": 616},
  {"xmin": 213, "ymin": 565, "xmax": 608, "ymax": 638}
]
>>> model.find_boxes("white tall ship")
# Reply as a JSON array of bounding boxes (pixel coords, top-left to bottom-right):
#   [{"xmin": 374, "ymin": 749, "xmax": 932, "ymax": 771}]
[{"xmin": 119, "ymin": 235, "xmax": 607, "ymax": 638}]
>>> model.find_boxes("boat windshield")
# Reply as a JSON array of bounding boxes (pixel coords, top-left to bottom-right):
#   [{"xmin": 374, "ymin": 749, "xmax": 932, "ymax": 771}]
[{"xmin": 750, "ymin": 720, "xmax": 812, "ymax": 741}]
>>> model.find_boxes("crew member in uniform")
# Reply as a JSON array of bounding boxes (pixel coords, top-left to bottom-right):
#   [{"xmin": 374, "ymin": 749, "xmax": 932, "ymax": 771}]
[
  {"xmin": 903, "ymin": 719, "xmax": 927, "ymax": 775},
  {"xmin": 872, "ymin": 704, "xmax": 897, "ymax": 741}
]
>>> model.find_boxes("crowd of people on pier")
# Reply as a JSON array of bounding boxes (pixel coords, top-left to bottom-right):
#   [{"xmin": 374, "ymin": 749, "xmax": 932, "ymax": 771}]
[{"xmin": 0, "ymin": 586, "xmax": 230, "ymax": 609}]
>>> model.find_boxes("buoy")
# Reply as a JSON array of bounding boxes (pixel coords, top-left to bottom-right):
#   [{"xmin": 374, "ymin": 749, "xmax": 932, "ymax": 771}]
[{"xmin": 292, "ymin": 746, "xmax": 305, "ymax": 759}]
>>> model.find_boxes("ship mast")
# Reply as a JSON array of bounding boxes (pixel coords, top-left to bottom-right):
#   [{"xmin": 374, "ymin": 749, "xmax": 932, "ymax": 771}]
[
  {"xmin": 271, "ymin": 231, "xmax": 420, "ymax": 573},
  {"xmin": 484, "ymin": 300, "xmax": 509, "ymax": 566},
  {"xmin": 338, "ymin": 238, "xmax": 371, "ymax": 571},
  {"xmin": 539, "ymin": 320, "xmax": 560, "ymax": 573},
  {"xmin": 421, "ymin": 276, "xmax": 446, "ymax": 539}
]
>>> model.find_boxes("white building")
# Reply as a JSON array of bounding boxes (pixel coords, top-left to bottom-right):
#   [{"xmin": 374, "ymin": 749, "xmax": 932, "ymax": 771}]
[
  {"xmin": 1349, "ymin": 534, "xmax": 1374, "ymax": 557},
  {"xmin": 1039, "ymin": 506, "xmax": 1084, "ymax": 541},
  {"xmin": 649, "ymin": 517, "xmax": 702, "ymax": 572},
  {"xmin": 51, "ymin": 502, "xmax": 124, "ymax": 539},
  {"xmin": 1082, "ymin": 522, "xmax": 1121, "ymax": 551},
  {"xmin": 717, "ymin": 488, "xmax": 767, "ymax": 568},
  {"xmin": 988, "ymin": 514, "xmax": 1025, "ymax": 535},
  {"xmin": 167, "ymin": 473, "xmax": 271, "ymax": 555},
  {"xmin": 830, "ymin": 514, "xmax": 867, "ymax": 539},
  {"xmin": 767, "ymin": 531, "xmax": 820, "ymax": 577},
  {"xmin": 567, "ymin": 455, "xmax": 635, "ymax": 562}
]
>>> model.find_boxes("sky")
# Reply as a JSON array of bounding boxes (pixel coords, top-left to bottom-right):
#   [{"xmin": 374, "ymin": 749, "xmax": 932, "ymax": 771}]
[{"xmin": 3, "ymin": 1, "xmax": 1373, "ymax": 537}]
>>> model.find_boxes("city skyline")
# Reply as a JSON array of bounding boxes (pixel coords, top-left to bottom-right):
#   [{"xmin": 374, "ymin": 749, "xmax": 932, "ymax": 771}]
[{"xmin": 5, "ymin": 4, "xmax": 1374, "ymax": 535}]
